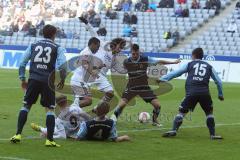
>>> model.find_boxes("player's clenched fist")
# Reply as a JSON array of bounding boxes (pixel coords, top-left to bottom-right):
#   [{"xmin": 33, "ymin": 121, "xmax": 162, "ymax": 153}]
[{"xmin": 21, "ymin": 81, "xmax": 28, "ymax": 90}]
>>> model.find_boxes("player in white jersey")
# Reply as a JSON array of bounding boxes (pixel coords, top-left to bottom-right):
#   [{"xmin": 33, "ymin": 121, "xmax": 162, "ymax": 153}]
[
  {"xmin": 31, "ymin": 95, "xmax": 91, "ymax": 139},
  {"xmin": 70, "ymin": 17, "xmax": 127, "ymax": 110}
]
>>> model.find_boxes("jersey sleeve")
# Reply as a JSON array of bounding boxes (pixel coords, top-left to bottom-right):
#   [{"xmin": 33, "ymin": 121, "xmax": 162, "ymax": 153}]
[
  {"xmin": 85, "ymin": 23, "xmax": 99, "ymax": 38},
  {"xmin": 19, "ymin": 45, "xmax": 32, "ymax": 81},
  {"xmin": 108, "ymin": 121, "xmax": 118, "ymax": 141},
  {"xmin": 56, "ymin": 47, "xmax": 67, "ymax": 81},
  {"xmin": 56, "ymin": 47, "xmax": 67, "ymax": 69},
  {"xmin": 160, "ymin": 62, "xmax": 188, "ymax": 81},
  {"xmin": 76, "ymin": 121, "xmax": 88, "ymax": 140},
  {"xmin": 147, "ymin": 57, "xmax": 159, "ymax": 66},
  {"xmin": 210, "ymin": 68, "xmax": 223, "ymax": 96},
  {"xmin": 85, "ymin": 24, "xmax": 106, "ymax": 49}
]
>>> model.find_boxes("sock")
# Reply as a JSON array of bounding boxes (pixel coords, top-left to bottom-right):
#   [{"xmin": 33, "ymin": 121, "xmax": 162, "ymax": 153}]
[
  {"xmin": 46, "ymin": 111, "xmax": 55, "ymax": 141},
  {"xmin": 114, "ymin": 106, "xmax": 123, "ymax": 118},
  {"xmin": 172, "ymin": 114, "xmax": 184, "ymax": 131},
  {"xmin": 206, "ymin": 114, "xmax": 215, "ymax": 136},
  {"xmin": 152, "ymin": 106, "xmax": 160, "ymax": 122},
  {"xmin": 16, "ymin": 107, "xmax": 30, "ymax": 135},
  {"xmin": 102, "ymin": 92, "xmax": 114, "ymax": 104}
]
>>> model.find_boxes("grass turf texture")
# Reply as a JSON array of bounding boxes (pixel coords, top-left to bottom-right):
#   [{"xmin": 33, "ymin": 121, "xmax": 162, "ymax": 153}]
[{"xmin": 0, "ymin": 69, "xmax": 239, "ymax": 160}]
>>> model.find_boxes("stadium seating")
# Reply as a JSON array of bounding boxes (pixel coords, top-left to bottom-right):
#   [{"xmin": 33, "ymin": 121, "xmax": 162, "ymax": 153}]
[
  {"xmin": 0, "ymin": 0, "xmax": 234, "ymax": 53},
  {"xmin": 179, "ymin": 9, "xmax": 240, "ymax": 56}
]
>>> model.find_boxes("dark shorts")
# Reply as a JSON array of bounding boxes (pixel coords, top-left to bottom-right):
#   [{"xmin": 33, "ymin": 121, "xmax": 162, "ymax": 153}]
[
  {"xmin": 179, "ymin": 95, "xmax": 213, "ymax": 115},
  {"xmin": 23, "ymin": 79, "xmax": 55, "ymax": 109},
  {"xmin": 122, "ymin": 85, "xmax": 157, "ymax": 103}
]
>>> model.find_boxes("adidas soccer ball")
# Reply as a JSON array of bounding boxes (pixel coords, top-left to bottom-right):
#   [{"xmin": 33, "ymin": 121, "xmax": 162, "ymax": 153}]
[{"xmin": 138, "ymin": 112, "xmax": 151, "ymax": 123}]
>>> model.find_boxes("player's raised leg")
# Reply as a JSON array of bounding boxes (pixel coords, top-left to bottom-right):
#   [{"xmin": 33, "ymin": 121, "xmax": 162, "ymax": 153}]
[
  {"xmin": 71, "ymin": 84, "xmax": 92, "ymax": 108},
  {"xmin": 162, "ymin": 112, "xmax": 186, "ymax": 137},
  {"xmin": 162, "ymin": 96, "xmax": 195, "ymax": 137},
  {"xmin": 112, "ymin": 98, "xmax": 128, "ymax": 121}
]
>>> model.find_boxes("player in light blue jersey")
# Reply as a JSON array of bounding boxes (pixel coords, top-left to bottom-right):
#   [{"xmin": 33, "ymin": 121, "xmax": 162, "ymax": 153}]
[
  {"xmin": 10, "ymin": 24, "xmax": 67, "ymax": 147},
  {"xmin": 159, "ymin": 48, "xmax": 224, "ymax": 140}
]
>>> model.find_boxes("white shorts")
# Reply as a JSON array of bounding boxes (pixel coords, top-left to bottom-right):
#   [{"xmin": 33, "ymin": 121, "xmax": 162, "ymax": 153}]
[
  {"xmin": 71, "ymin": 74, "xmax": 113, "ymax": 98},
  {"xmin": 88, "ymin": 74, "xmax": 113, "ymax": 93}
]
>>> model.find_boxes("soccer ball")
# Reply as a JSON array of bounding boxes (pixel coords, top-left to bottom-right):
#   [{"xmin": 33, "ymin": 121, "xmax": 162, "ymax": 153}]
[{"xmin": 138, "ymin": 112, "xmax": 151, "ymax": 123}]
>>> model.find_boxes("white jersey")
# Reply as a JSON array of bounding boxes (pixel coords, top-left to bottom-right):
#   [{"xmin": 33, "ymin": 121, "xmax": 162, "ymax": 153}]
[
  {"xmin": 70, "ymin": 46, "xmax": 113, "ymax": 86},
  {"xmin": 56, "ymin": 102, "xmax": 90, "ymax": 138},
  {"xmin": 85, "ymin": 23, "xmax": 115, "ymax": 76}
]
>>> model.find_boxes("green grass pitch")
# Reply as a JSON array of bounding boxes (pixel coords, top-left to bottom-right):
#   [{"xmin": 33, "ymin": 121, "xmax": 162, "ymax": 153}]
[{"xmin": 0, "ymin": 69, "xmax": 240, "ymax": 160}]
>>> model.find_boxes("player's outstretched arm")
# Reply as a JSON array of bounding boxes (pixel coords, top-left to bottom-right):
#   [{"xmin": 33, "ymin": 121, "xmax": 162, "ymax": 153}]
[
  {"xmin": 78, "ymin": 17, "xmax": 99, "ymax": 38},
  {"xmin": 19, "ymin": 45, "xmax": 31, "ymax": 90},
  {"xmin": 115, "ymin": 135, "xmax": 130, "ymax": 142},
  {"xmin": 159, "ymin": 63, "xmax": 188, "ymax": 82},
  {"xmin": 210, "ymin": 68, "xmax": 224, "ymax": 101},
  {"xmin": 109, "ymin": 122, "xmax": 130, "ymax": 142},
  {"xmin": 157, "ymin": 58, "xmax": 181, "ymax": 65}
]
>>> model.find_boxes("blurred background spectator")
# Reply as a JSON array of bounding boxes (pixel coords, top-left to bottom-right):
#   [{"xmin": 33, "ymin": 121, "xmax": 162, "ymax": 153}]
[
  {"xmin": 97, "ymin": 25, "xmax": 107, "ymax": 36},
  {"xmin": 122, "ymin": 0, "xmax": 131, "ymax": 11},
  {"xmin": 123, "ymin": 12, "xmax": 131, "ymax": 24},
  {"xmin": 90, "ymin": 14, "xmax": 101, "ymax": 27},
  {"xmin": 172, "ymin": 29, "xmax": 180, "ymax": 45},
  {"xmin": 130, "ymin": 12, "xmax": 138, "ymax": 24},
  {"xmin": 163, "ymin": 30, "xmax": 171, "ymax": 39},
  {"xmin": 178, "ymin": 0, "xmax": 186, "ymax": 5},
  {"xmin": 191, "ymin": 0, "xmax": 200, "ymax": 9},
  {"xmin": 174, "ymin": 5, "xmax": 183, "ymax": 17},
  {"xmin": 236, "ymin": 1, "xmax": 240, "ymax": 9},
  {"xmin": 227, "ymin": 20, "xmax": 238, "ymax": 37},
  {"xmin": 122, "ymin": 25, "xmax": 132, "ymax": 37},
  {"xmin": 131, "ymin": 26, "xmax": 138, "ymax": 37},
  {"xmin": 204, "ymin": 0, "xmax": 221, "ymax": 14},
  {"xmin": 158, "ymin": 0, "xmax": 174, "ymax": 8}
]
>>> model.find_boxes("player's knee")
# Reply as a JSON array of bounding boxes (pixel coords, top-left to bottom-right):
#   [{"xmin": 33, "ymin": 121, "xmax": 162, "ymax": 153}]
[
  {"xmin": 175, "ymin": 113, "xmax": 184, "ymax": 122},
  {"xmin": 21, "ymin": 104, "xmax": 31, "ymax": 112},
  {"xmin": 204, "ymin": 109, "xmax": 213, "ymax": 116},
  {"xmin": 46, "ymin": 110, "xmax": 55, "ymax": 116},
  {"xmin": 206, "ymin": 114, "xmax": 214, "ymax": 119},
  {"xmin": 120, "ymin": 99, "xmax": 128, "ymax": 107},
  {"xmin": 84, "ymin": 97, "xmax": 93, "ymax": 106}
]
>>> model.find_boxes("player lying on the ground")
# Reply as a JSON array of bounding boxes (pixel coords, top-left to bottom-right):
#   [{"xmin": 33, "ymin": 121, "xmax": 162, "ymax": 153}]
[
  {"xmin": 112, "ymin": 44, "xmax": 181, "ymax": 126},
  {"xmin": 31, "ymin": 95, "xmax": 91, "ymax": 139},
  {"xmin": 10, "ymin": 24, "xmax": 67, "ymax": 147},
  {"xmin": 75, "ymin": 105, "xmax": 130, "ymax": 142},
  {"xmin": 159, "ymin": 48, "xmax": 224, "ymax": 140},
  {"xmin": 70, "ymin": 16, "xmax": 127, "ymax": 111}
]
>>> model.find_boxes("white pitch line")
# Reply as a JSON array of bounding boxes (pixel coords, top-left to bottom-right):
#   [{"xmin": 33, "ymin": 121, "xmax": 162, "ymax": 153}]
[
  {"xmin": 0, "ymin": 122, "xmax": 240, "ymax": 141},
  {"xmin": 0, "ymin": 136, "xmax": 40, "ymax": 141},
  {"xmin": 0, "ymin": 156, "xmax": 30, "ymax": 160},
  {"xmin": 0, "ymin": 87, "xmax": 20, "ymax": 90},
  {"xmin": 118, "ymin": 122, "xmax": 240, "ymax": 133}
]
